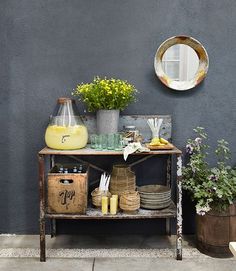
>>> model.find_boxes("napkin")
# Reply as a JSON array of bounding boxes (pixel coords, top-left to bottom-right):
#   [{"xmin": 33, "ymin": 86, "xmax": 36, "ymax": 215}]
[{"xmin": 123, "ymin": 142, "xmax": 150, "ymax": 161}]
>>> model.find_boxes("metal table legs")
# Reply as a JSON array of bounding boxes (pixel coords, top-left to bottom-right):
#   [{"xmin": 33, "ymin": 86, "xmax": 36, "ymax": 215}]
[
  {"xmin": 176, "ymin": 154, "xmax": 183, "ymax": 260},
  {"xmin": 166, "ymin": 155, "xmax": 172, "ymax": 236},
  {"xmin": 39, "ymin": 154, "xmax": 46, "ymax": 262},
  {"xmin": 38, "ymin": 152, "xmax": 183, "ymax": 261}
]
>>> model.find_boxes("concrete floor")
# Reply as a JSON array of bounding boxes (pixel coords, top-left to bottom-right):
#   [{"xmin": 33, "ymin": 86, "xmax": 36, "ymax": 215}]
[{"xmin": 0, "ymin": 235, "xmax": 235, "ymax": 271}]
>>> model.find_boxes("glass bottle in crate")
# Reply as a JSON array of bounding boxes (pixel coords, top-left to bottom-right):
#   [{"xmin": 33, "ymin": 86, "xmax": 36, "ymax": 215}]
[{"xmin": 45, "ymin": 98, "xmax": 88, "ymax": 150}]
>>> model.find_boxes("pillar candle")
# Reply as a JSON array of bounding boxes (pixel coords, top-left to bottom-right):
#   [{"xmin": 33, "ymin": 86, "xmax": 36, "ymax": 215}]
[
  {"xmin": 112, "ymin": 194, "xmax": 119, "ymax": 209},
  {"xmin": 110, "ymin": 197, "xmax": 117, "ymax": 215},
  {"xmin": 101, "ymin": 196, "xmax": 108, "ymax": 215}
]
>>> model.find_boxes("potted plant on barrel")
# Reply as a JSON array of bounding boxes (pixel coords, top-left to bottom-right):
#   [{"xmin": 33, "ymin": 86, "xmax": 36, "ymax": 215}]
[
  {"xmin": 73, "ymin": 76, "xmax": 137, "ymax": 134},
  {"xmin": 183, "ymin": 127, "xmax": 236, "ymax": 257}
]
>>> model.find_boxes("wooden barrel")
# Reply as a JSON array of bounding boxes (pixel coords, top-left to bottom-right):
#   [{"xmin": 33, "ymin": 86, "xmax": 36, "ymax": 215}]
[{"xmin": 196, "ymin": 204, "xmax": 236, "ymax": 257}]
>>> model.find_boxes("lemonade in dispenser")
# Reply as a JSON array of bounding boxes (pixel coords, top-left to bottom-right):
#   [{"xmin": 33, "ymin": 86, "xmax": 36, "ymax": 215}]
[{"xmin": 45, "ymin": 98, "xmax": 88, "ymax": 149}]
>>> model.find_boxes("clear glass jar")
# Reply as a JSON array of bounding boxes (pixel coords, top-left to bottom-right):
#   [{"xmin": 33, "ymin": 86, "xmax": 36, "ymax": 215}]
[
  {"xmin": 45, "ymin": 98, "xmax": 88, "ymax": 150},
  {"xmin": 123, "ymin": 125, "xmax": 139, "ymax": 144}
]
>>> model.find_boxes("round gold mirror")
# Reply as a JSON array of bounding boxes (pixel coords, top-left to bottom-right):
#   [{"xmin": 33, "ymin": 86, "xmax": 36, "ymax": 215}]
[{"xmin": 154, "ymin": 36, "xmax": 209, "ymax": 91}]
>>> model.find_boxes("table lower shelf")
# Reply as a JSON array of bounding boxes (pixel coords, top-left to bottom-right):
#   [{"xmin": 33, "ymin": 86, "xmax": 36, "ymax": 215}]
[{"xmin": 45, "ymin": 201, "xmax": 177, "ymax": 220}]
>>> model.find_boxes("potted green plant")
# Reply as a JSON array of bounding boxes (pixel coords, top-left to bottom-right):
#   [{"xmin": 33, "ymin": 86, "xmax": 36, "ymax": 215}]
[
  {"xmin": 183, "ymin": 127, "xmax": 236, "ymax": 257},
  {"xmin": 73, "ymin": 76, "xmax": 137, "ymax": 134}
]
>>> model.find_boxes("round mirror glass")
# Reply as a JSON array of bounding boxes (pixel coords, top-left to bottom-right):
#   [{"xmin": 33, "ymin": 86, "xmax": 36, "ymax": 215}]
[
  {"xmin": 161, "ymin": 44, "xmax": 199, "ymax": 81},
  {"xmin": 154, "ymin": 36, "xmax": 209, "ymax": 91}
]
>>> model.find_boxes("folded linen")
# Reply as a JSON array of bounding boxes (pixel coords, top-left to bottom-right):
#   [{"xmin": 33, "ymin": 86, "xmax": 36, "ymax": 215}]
[{"xmin": 123, "ymin": 142, "xmax": 150, "ymax": 161}]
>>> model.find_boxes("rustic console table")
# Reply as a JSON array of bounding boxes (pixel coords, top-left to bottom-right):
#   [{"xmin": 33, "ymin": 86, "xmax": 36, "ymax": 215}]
[
  {"xmin": 38, "ymin": 146, "xmax": 182, "ymax": 261},
  {"xmin": 38, "ymin": 115, "xmax": 182, "ymax": 261}
]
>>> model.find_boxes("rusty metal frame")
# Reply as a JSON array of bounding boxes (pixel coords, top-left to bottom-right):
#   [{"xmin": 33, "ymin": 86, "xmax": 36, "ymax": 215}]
[
  {"xmin": 176, "ymin": 154, "xmax": 183, "ymax": 260},
  {"xmin": 49, "ymin": 155, "xmax": 57, "ymax": 238},
  {"xmin": 39, "ymin": 154, "xmax": 46, "ymax": 262},
  {"xmin": 69, "ymin": 155, "xmax": 107, "ymax": 173},
  {"xmin": 166, "ymin": 154, "xmax": 172, "ymax": 236},
  {"xmin": 38, "ymin": 150, "xmax": 182, "ymax": 261},
  {"xmin": 128, "ymin": 155, "xmax": 155, "ymax": 167}
]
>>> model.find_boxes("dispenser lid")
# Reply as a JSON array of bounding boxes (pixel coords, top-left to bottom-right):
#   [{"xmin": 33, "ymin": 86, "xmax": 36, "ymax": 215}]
[{"xmin": 57, "ymin": 97, "xmax": 75, "ymax": 104}]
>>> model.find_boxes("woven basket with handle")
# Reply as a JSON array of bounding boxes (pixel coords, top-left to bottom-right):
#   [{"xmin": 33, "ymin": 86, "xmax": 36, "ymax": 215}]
[{"xmin": 119, "ymin": 191, "xmax": 140, "ymax": 212}]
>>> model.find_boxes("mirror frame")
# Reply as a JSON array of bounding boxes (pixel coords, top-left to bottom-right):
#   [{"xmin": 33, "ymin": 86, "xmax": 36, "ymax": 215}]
[{"xmin": 154, "ymin": 36, "xmax": 209, "ymax": 91}]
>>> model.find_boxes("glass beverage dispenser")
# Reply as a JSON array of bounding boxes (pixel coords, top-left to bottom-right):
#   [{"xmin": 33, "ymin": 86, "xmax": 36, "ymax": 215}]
[{"xmin": 45, "ymin": 98, "xmax": 88, "ymax": 150}]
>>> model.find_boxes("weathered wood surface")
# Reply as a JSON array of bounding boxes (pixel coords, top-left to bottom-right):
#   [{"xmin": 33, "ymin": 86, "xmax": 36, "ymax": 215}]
[
  {"xmin": 47, "ymin": 171, "xmax": 88, "ymax": 214},
  {"xmin": 45, "ymin": 201, "xmax": 176, "ymax": 219},
  {"xmin": 146, "ymin": 142, "xmax": 174, "ymax": 150},
  {"xmin": 196, "ymin": 204, "xmax": 236, "ymax": 257},
  {"xmin": 39, "ymin": 146, "xmax": 181, "ymax": 155}
]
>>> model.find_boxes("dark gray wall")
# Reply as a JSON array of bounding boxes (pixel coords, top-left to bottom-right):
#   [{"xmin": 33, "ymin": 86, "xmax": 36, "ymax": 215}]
[{"xmin": 1, "ymin": 0, "xmax": 236, "ymax": 234}]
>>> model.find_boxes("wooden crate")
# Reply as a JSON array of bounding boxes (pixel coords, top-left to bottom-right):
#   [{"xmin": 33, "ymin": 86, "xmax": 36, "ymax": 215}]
[{"xmin": 47, "ymin": 164, "xmax": 88, "ymax": 214}]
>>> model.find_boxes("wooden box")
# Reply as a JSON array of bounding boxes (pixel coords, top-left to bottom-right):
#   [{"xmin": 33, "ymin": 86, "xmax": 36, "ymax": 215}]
[{"xmin": 47, "ymin": 164, "xmax": 88, "ymax": 214}]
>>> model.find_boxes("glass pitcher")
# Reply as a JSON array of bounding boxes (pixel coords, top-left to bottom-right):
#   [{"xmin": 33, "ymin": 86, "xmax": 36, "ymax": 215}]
[{"xmin": 45, "ymin": 98, "xmax": 88, "ymax": 150}]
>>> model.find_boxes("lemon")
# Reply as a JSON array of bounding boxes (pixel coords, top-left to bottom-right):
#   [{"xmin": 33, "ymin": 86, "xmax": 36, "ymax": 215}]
[
  {"xmin": 151, "ymin": 137, "xmax": 160, "ymax": 143},
  {"xmin": 160, "ymin": 138, "xmax": 169, "ymax": 144},
  {"xmin": 150, "ymin": 138, "xmax": 161, "ymax": 146}
]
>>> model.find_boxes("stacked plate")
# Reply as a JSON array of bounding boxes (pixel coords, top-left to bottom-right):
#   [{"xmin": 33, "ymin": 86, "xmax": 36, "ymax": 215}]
[{"xmin": 137, "ymin": 185, "xmax": 171, "ymax": 210}]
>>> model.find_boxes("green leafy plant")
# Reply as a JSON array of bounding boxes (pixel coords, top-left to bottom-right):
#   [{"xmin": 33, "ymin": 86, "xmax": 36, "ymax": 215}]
[
  {"xmin": 183, "ymin": 127, "xmax": 236, "ymax": 215},
  {"xmin": 72, "ymin": 76, "xmax": 137, "ymax": 112}
]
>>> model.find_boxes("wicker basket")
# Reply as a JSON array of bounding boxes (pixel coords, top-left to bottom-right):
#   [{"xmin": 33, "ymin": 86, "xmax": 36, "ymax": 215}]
[
  {"xmin": 91, "ymin": 188, "xmax": 112, "ymax": 207},
  {"xmin": 119, "ymin": 191, "xmax": 140, "ymax": 213},
  {"xmin": 109, "ymin": 164, "xmax": 136, "ymax": 196}
]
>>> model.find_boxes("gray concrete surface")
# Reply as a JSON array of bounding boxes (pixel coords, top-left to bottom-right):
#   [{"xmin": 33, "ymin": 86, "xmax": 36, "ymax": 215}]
[
  {"xmin": 0, "ymin": 258, "xmax": 94, "ymax": 271},
  {"xmin": 0, "ymin": 235, "xmax": 236, "ymax": 270},
  {"xmin": 0, "ymin": 234, "xmax": 195, "ymax": 249},
  {"xmin": 94, "ymin": 258, "xmax": 236, "ymax": 271},
  {"xmin": 0, "ymin": 257, "xmax": 236, "ymax": 271}
]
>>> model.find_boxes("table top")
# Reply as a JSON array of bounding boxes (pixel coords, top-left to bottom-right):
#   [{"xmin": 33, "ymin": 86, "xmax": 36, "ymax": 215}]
[
  {"xmin": 38, "ymin": 145, "xmax": 182, "ymax": 155},
  {"xmin": 46, "ymin": 201, "xmax": 177, "ymax": 219}
]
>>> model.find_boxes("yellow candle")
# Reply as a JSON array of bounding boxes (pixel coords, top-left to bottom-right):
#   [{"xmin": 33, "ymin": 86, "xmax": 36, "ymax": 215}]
[
  {"xmin": 112, "ymin": 195, "xmax": 119, "ymax": 209},
  {"xmin": 101, "ymin": 196, "xmax": 108, "ymax": 215},
  {"xmin": 110, "ymin": 197, "xmax": 117, "ymax": 215}
]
